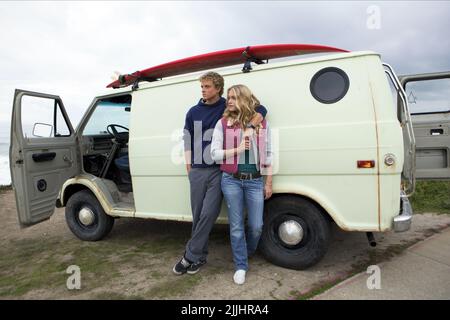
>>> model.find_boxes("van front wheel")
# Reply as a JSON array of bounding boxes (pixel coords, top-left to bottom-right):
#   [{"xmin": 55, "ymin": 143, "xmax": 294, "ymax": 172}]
[
  {"xmin": 259, "ymin": 196, "xmax": 331, "ymax": 270},
  {"xmin": 65, "ymin": 190, "xmax": 114, "ymax": 241}
]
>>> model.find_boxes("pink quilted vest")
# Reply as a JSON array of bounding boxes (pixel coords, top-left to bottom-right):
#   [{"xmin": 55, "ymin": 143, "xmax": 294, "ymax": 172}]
[{"xmin": 220, "ymin": 117, "xmax": 268, "ymax": 174}]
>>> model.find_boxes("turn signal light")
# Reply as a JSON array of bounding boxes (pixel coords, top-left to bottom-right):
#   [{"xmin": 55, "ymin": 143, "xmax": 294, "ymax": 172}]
[{"xmin": 357, "ymin": 160, "xmax": 375, "ymax": 168}]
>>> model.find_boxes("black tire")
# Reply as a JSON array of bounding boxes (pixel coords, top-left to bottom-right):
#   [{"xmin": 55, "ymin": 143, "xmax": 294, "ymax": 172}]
[
  {"xmin": 65, "ymin": 190, "xmax": 114, "ymax": 241},
  {"xmin": 259, "ymin": 195, "xmax": 331, "ymax": 270}
]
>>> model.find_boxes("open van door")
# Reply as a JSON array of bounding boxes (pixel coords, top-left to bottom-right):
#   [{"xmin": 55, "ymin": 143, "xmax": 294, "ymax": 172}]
[
  {"xmin": 9, "ymin": 89, "xmax": 81, "ymax": 227},
  {"xmin": 400, "ymin": 72, "xmax": 450, "ymax": 180}
]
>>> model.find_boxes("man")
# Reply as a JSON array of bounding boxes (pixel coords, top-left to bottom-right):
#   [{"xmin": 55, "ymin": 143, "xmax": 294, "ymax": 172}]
[{"xmin": 173, "ymin": 71, "xmax": 267, "ymax": 275}]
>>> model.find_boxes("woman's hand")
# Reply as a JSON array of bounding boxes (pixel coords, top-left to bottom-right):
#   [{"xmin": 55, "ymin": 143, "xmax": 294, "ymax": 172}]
[
  {"xmin": 264, "ymin": 181, "xmax": 273, "ymax": 200},
  {"xmin": 237, "ymin": 136, "xmax": 251, "ymax": 154}
]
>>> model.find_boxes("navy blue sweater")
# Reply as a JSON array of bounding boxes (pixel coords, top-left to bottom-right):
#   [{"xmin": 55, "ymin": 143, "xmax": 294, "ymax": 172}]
[{"xmin": 183, "ymin": 97, "xmax": 267, "ymax": 168}]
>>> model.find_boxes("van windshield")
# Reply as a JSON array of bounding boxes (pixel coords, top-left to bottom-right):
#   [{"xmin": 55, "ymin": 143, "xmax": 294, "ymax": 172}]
[{"xmin": 83, "ymin": 96, "xmax": 131, "ymax": 135}]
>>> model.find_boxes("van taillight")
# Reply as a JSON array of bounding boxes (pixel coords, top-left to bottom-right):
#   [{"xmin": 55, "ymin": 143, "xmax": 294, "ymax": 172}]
[{"xmin": 357, "ymin": 160, "xmax": 375, "ymax": 168}]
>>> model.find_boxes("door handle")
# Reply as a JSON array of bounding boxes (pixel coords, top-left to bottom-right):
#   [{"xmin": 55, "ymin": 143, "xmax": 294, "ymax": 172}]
[{"xmin": 32, "ymin": 152, "xmax": 56, "ymax": 162}]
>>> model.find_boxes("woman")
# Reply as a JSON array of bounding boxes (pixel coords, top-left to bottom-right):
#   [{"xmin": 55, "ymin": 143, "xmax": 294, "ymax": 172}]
[{"xmin": 211, "ymin": 84, "xmax": 273, "ymax": 285}]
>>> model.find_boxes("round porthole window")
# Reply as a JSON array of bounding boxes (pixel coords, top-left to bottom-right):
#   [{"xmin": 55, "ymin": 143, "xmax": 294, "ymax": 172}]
[{"xmin": 310, "ymin": 67, "xmax": 349, "ymax": 104}]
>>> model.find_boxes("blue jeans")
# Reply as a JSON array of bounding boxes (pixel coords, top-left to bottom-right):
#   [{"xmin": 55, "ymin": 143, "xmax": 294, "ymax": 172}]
[{"xmin": 221, "ymin": 172, "xmax": 264, "ymax": 271}]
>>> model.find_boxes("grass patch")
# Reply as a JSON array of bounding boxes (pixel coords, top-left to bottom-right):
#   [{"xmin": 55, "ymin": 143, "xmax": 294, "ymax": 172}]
[
  {"xmin": 410, "ymin": 181, "xmax": 450, "ymax": 214},
  {"xmin": 144, "ymin": 275, "xmax": 203, "ymax": 299},
  {"xmin": 93, "ymin": 292, "xmax": 144, "ymax": 300},
  {"xmin": 149, "ymin": 271, "xmax": 164, "ymax": 280},
  {"xmin": 0, "ymin": 233, "xmax": 187, "ymax": 298},
  {"xmin": 0, "ymin": 237, "xmax": 125, "ymax": 297},
  {"xmin": 290, "ymin": 276, "xmax": 345, "ymax": 300},
  {"xmin": 0, "ymin": 221, "xmax": 206, "ymax": 299}
]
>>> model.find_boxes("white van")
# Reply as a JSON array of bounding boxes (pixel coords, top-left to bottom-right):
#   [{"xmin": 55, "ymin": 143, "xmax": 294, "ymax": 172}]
[{"xmin": 9, "ymin": 49, "xmax": 450, "ymax": 269}]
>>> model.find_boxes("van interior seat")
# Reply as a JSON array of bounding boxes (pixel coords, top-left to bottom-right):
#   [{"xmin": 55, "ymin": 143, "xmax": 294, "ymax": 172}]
[{"xmin": 114, "ymin": 154, "xmax": 129, "ymax": 172}]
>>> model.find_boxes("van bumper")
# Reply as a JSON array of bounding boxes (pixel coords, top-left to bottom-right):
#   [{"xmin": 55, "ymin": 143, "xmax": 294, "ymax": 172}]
[{"xmin": 393, "ymin": 191, "xmax": 413, "ymax": 232}]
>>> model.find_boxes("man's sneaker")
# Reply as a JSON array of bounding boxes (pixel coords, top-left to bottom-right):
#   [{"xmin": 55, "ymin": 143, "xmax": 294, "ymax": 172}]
[
  {"xmin": 172, "ymin": 257, "xmax": 192, "ymax": 275},
  {"xmin": 187, "ymin": 259, "xmax": 207, "ymax": 274}
]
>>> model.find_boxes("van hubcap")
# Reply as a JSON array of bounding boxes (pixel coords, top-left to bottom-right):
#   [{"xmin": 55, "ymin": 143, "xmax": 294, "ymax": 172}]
[
  {"xmin": 78, "ymin": 207, "xmax": 95, "ymax": 226},
  {"xmin": 278, "ymin": 220, "xmax": 304, "ymax": 245}
]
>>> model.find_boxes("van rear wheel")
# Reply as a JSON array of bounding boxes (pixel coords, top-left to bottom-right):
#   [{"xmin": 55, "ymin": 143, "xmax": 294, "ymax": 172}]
[
  {"xmin": 259, "ymin": 195, "xmax": 331, "ymax": 270},
  {"xmin": 65, "ymin": 190, "xmax": 114, "ymax": 241}
]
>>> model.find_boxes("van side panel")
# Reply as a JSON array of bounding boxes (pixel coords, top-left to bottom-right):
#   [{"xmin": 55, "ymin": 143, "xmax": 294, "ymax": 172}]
[
  {"xmin": 130, "ymin": 81, "xmax": 201, "ymax": 221},
  {"xmin": 129, "ymin": 53, "xmax": 402, "ymax": 231},
  {"xmin": 255, "ymin": 56, "xmax": 378, "ymax": 231}
]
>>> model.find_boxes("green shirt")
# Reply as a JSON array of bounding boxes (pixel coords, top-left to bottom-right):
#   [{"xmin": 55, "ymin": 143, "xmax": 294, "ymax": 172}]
[{"xmin": 238, "ymin": 149, "xmax": 258, "ymax": 173}]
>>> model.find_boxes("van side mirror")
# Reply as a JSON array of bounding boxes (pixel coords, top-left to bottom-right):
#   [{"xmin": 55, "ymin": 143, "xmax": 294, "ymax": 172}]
[
  {"xmin": 32, "ymin": 123, "xmax": 53, "ymax": 138},
  {"xmin": 125, "ymin": 107, "xmax": 131, "ymax": 112}
]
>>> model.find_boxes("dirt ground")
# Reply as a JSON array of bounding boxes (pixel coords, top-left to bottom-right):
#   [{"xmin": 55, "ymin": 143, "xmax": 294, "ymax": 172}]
[{"xmin": 1, "ymin": 189, "xmax": 450, "ymax": 300}]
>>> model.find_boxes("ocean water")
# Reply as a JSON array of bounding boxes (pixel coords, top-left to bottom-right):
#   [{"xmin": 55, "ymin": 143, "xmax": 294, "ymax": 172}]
[{"xmin": 0, "ymin": 124, "xmax": 11, "ymax": 185}]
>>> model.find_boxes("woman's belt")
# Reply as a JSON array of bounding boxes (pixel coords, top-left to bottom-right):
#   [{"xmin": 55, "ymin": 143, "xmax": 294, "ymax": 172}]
[{"xmin": 232, "ymin": 172, "xmax": 262, "ymax": 180}]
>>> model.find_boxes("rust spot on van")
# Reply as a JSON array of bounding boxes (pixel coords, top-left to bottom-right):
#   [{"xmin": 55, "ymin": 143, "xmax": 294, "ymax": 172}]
[{"xmin": 368, "ymin": 82, "xmax": 382, "ymax": 232}]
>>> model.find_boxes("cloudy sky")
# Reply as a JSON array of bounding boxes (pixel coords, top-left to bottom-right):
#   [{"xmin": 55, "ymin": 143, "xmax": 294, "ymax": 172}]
[{"xmin": 0, "ymin": 0, "xmax": 449, "ymax": 128}]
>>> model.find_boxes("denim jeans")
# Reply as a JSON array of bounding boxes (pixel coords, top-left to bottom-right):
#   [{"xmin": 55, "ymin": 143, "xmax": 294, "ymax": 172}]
[{"xmin": 221, "ymin": 172, "xmax": 264, "ymax": 271}]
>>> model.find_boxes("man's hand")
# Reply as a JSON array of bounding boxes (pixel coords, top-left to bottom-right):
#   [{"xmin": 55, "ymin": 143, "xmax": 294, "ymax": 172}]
[
  {"xmin": 250, "ymin": 112, "xmax": 264, "ymax": 127},
  {"xmin": 185, "ymin": 151, "xmax": 192, "ymax": 174}
]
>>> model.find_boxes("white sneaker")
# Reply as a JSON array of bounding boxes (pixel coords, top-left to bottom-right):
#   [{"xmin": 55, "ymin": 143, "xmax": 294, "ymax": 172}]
[{"xmin": 233, "ymin": 270, "xmax": 246, "ymax": 285}]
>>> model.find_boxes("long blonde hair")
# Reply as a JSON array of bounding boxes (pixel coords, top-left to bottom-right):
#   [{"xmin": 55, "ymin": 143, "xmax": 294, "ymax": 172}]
[{"xmin": 224, "ymin": 84, "xmax": 261, "ymax": 128}]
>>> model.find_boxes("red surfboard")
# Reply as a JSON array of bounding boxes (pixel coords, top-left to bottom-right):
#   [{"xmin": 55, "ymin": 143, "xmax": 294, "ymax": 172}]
[{"xmin": 106, "ymin": 44, "xmax": 349, "ymax": 89}]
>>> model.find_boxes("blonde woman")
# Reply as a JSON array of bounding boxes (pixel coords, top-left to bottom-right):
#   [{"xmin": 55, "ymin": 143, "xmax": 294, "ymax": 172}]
[{"xmin": 211, "ymin": 84, "xmax": 273, "ymax": 285}]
